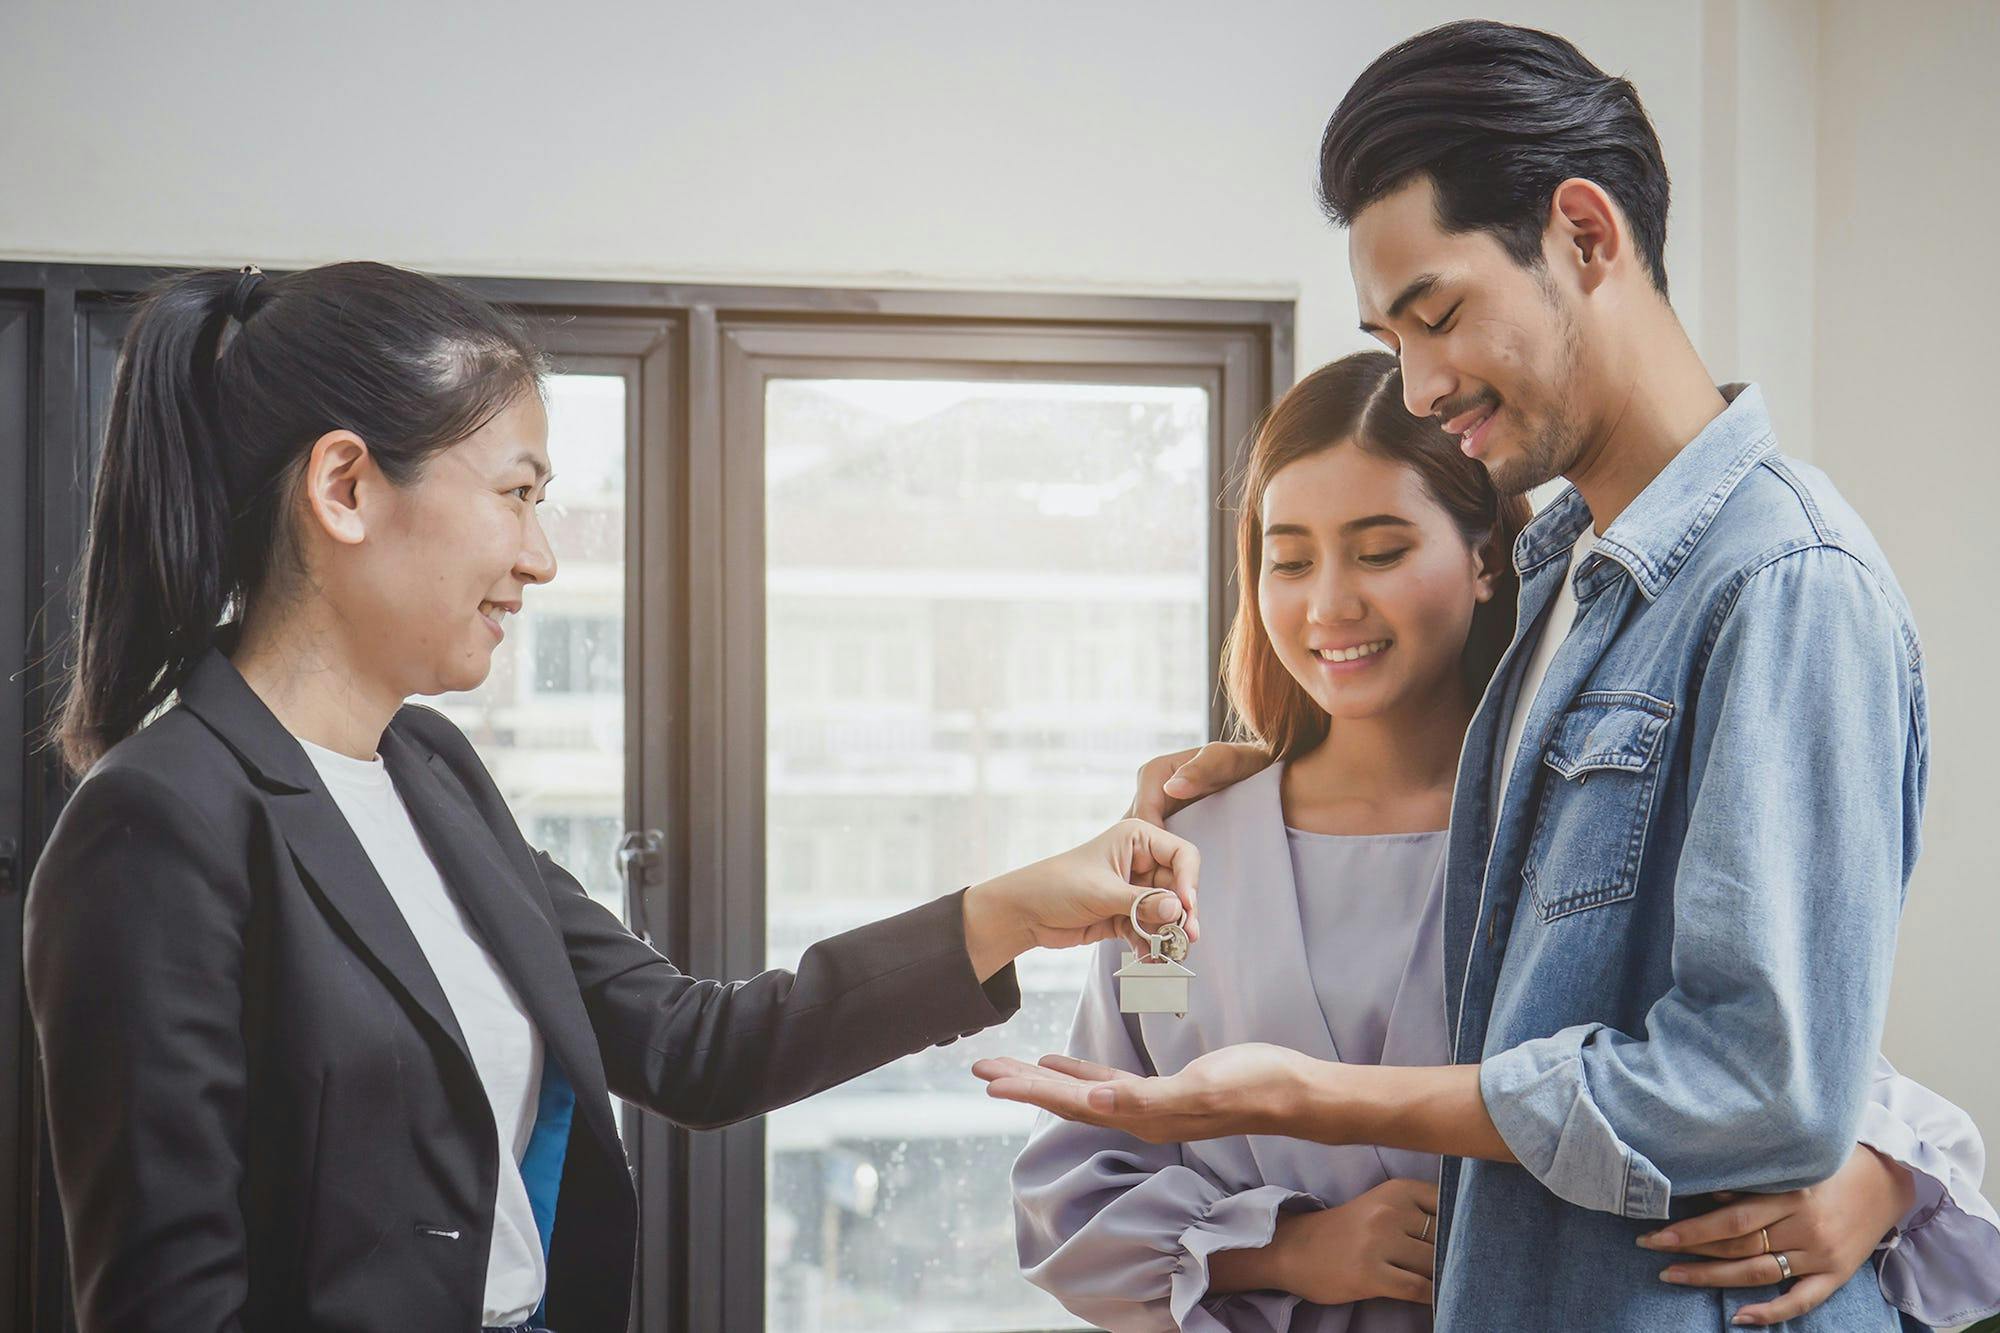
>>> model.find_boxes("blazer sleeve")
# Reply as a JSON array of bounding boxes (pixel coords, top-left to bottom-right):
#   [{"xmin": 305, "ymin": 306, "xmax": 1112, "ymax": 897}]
[
  {"xmin": 1011, "ymin": 939, "xmax": 1320, "ymax": 1333},
  {"xmin": 536, "ymin": 850, "xmax": 1021, "ymax": 1129},
  {"xmin": 23, "ymin": 765, "xmax": 254, "ymax": 1333}
]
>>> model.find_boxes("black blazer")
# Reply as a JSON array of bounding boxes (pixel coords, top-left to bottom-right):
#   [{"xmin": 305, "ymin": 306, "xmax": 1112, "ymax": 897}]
[{"xmin": 24, "ymin": 648, "xmax": 1019, "ymax": 1332}]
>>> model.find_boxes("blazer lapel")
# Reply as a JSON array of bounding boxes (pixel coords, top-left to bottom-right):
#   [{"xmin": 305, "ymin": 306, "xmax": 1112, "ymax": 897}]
[
  {"xmin": 177, "ymin": 644, "xmax": 616, "ymax": 1156},
  {"xmin": 177, "ymin": 646, "xmax": 476, "ymax": 1072},
  {"xmin": 1376, "ymin": 841, "xmax": 1453, "ymax": 1183},
  {"xmin": 278, "ymin": 786, "xmax": 486, "ymax": 1073},
  {"xmin": 1186, "ymin": 764, "xmax": 1402, "ymax": 1197},
  {"xmin": 381, "ymin": 729, "xmax": 620, "ymax": 1157},
  {"xmin": 1240, "ymin": 763, "xmax": 1407, "ymax": 1187},
  {"xmin": 1236, "ymin": 764, "xmax": 1347, "ymax": 1067}
]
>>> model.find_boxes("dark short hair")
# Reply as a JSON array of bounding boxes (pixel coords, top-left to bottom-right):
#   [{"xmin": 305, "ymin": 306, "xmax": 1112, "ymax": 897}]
[{"xmin": 1319, "ymin": 20, "xmax": 1672, "ymax": 297}]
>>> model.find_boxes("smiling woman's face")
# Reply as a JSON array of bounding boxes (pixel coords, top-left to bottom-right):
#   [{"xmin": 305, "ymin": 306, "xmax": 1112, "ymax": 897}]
[
  {"xmin": 1257, "ymin": 441, "xmax": 1492, "ymax": 723},
  {"xmin": 321, "ymin": 389, "xmax": 560, "ymax": 699}
]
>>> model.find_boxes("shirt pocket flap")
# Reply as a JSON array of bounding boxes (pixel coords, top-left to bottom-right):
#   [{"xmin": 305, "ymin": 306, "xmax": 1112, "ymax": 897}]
[{"xmin": 1540, "ymin": 693, "xmax": 1672, "ymax": 781}]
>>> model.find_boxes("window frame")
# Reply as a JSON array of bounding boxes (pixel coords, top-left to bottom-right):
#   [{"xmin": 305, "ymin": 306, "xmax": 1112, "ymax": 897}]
[
  {"xmin": 0, "ymin": 260, "xmax": 1290, "ymax": 1333},
  {"xmin": 708, "ymin": 316, "xmax": 1277, "ymax": 1332}
]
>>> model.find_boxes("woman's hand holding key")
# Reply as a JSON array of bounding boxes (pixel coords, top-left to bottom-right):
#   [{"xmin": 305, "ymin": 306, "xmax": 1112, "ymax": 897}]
[{"xmin": 961, "ymin": 819, "xmax": 1200, "ymax": 980}]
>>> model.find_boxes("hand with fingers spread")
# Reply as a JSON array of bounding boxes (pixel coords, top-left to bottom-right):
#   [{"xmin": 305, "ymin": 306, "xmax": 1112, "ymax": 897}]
[
  {"xmin": 1638, "ymin": 1144, "xmax": 1917, "ymax": 1327},
  {"xmin": 1127, "ymin": 742, "xmax": 1273, "ymax": 828},
  {"xmin": 973, "ymin": 1043, "xmax": 1318, "ymax": 1144},
  {"xmin": 1211, "ymin": 1177, "xmax": 1440, "ymax": 1308},
  {"xmin": 962, "ymin": 818, "xmax": 1201, "ymax": 980}
]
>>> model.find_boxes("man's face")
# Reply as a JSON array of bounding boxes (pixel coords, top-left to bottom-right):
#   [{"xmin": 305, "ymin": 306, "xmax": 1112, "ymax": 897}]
[{"xmin": 1350, "ymin": 177, "xmax": 1590, "ymax": 497}]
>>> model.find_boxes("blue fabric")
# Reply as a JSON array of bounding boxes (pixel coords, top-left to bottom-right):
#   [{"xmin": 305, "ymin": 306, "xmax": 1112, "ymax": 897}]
[
  {"xmin": 1436, "ymin": 385, "xmax": 1926, "ymax": 1331},
  {"xmin": 520, "ymin": 1055, "xmax": 574, "ymax": 1324}
]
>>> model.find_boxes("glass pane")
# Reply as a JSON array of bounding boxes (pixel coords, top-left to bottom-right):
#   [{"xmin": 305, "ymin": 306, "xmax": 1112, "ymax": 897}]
[
  {"xmin": 763, "ymin": 378, "xmax": 1211, "ymax": 1331},
  {"xmin": 428, "ymin": 373, "xmax": 628, "ymax": 919}
]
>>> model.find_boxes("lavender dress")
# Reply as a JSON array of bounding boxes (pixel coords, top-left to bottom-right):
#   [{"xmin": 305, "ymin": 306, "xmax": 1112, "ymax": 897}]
[{"xmin": 1010, "ymin": 764, "xmax": 1999, "ymax": 1332}]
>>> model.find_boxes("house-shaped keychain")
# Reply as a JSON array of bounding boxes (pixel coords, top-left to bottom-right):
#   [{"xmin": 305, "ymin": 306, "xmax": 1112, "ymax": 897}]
[
  {"xmin": 1116, "ymin": 951, "xmax": 1194, "ymax": 1017},
  {"xmin": 1117, "ymin": 888, "xmax": 1195, "ymax": 1018}
]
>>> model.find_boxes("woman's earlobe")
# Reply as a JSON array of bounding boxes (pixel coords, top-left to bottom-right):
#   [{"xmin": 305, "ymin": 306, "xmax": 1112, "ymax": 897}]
[
  {"xmin": 1473, "ymin": 547, "xmax": 1501, "ymax": 603},
  {"xmin": 303, "ymin": 431, "xmax": 374, "ymax": 546}
]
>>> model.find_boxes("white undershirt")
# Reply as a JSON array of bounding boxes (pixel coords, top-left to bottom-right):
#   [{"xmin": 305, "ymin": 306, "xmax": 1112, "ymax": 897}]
[
  {"xmin": 1494, "ymin": 525, "xmax": 1599, "ymax": 817},
  {"xmin": 299, "ymin": 738, "xmax": 546, "ymax": 1326}
]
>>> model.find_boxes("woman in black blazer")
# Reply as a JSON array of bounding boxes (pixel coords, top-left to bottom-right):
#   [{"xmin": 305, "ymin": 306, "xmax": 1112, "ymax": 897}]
[{"xmin": 24, "ymin": 262, "xmax": 1199, "ymax": 1333}]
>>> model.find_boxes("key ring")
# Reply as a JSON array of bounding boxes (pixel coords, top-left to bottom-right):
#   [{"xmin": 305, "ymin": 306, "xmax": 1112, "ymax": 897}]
[
  {"xmin": 1116, "ymin": 886, "xmax": 1196, "ymax": 1019},
  {"xmin": 1128, "ymin": 887, "xmax": 1189, "ymax": 962}
]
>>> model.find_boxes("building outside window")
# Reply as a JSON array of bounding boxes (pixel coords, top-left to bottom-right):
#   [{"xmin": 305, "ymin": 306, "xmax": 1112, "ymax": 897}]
[{"xmin": 763, "ymin": 379, "xmax": 1212, "ymax": 1330}]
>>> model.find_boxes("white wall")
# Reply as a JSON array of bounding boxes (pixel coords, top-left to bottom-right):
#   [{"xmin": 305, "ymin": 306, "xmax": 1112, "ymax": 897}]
[
  {"xmin": 3, "ymin": 0, "xmax": 1992, "ymax": 1163},
  {"xmin": 0, "ymin": 0, "xmax": 1716, "ymax": 380},
  {"xmin": 1814, "ymin": 0, "xmax": 2000, "ymax": 1145},
  {"xmin": 1697, "ymin": 0, "xmax": 1821, "ymax": 449}
]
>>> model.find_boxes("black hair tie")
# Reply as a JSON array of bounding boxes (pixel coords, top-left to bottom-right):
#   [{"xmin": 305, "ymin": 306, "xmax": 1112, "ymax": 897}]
[{"xmin": 227, "ymin": 264, "xmax": 265, "ymax": 322}]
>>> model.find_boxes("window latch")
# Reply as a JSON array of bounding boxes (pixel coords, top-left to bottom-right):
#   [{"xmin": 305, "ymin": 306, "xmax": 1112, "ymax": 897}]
[{"xmin": 617, "ymin": 829, "xmax": 665, "ymax": 945}]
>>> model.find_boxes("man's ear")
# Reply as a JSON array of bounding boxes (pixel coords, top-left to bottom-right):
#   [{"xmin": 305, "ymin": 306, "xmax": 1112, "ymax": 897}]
[
  {"xmin": 301, "ymin": 429, "xmax": 375, "ymax": 546},
  {"xmin": 1546, "ymin": 177, "xmax": 1624, "ymax": 295}
]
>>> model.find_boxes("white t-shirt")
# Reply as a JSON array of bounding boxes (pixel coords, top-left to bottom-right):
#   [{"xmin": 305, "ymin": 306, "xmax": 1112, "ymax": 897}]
[
  {"xmin": 299, "ymin": 739, "xmax": 547, "ymax": 1326},
  {"xmin": 1494, "ymin": 525, "xmax": 1599, "ymax": 817}
]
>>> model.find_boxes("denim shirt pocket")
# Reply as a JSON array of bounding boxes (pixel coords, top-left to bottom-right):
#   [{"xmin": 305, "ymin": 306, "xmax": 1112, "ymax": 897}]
[{"xmin": 1523, "ymin": 690, "xmax": 1674, "ymax": 923}]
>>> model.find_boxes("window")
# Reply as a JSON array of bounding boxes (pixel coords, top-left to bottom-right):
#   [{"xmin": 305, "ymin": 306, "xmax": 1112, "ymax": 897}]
[
  {"xmin": 0, "ymin": 296, "xmax": 31, "ymax": 1327},
  {"xmin": 760, "ymin": 377, "xmax": 1212, "ymax": 1330},
  {"xmin": 430, "ymin": 373, "xmax": 630, "ymax": 921},
  {"xmin": 530, "ymin": 813, "xmax": 628, "ymax": 910},
  {"xmin": 697, "ymin": 309, "xmax": 1279, "ymax": 1331},
  {"xmin": 531, "ymin": 615, "xmax": 625, "ymax": 698}
]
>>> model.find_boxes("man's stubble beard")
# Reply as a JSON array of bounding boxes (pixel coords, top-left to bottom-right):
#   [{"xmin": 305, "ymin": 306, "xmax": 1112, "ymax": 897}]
[{"xmin": 1487, "ymin": 314, "xmax": 1588, "ymax": 499}]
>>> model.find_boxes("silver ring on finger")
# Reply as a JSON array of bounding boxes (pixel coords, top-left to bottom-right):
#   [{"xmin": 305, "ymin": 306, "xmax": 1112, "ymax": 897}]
[
  {"xmin": 1419, "ymin": 1213, "xmax": 1433, "ymax": 1243},
  {"xmin": 1772, "ymin": 1251, "xmax": 1793, "ymax": 1282}
]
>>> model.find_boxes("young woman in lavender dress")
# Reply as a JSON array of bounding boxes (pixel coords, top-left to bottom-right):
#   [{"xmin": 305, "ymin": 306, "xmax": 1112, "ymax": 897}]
[{"xmin": 1001, "ymin": 352, "xmax": 1999, "ymax": 1333}]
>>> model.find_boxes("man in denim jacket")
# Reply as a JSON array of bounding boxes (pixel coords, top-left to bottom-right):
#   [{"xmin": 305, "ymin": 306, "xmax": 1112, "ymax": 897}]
[{"xmin": 975, "ymin": 21, "xmax": 1994, "ymax": 1331}]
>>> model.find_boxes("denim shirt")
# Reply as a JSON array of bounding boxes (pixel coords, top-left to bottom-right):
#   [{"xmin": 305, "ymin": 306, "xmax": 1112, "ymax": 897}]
[{"xmin": 1434, "ymin": 386, "xmax": 1929, "ymax": 1331}]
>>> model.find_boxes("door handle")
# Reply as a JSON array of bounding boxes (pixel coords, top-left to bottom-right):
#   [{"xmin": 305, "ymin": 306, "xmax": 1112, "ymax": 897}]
[{"xmin": 616, "ymin": 829, "xmax": 665, "ymax": 945}]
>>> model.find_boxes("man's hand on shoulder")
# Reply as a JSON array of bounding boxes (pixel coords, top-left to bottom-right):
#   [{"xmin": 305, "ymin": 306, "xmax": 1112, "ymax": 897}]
[{"xmin": 1127, "ymin": 742, "xmax": 1274, "ymax": 828}]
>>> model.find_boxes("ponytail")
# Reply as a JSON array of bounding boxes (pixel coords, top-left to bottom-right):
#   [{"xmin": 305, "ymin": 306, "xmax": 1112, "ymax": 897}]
[
  {"xmin": 58, "ymin": 270, "xmax": 244, "ymax": 773},
  {"xmin": 54, "ymin": 261, "xmax": 545, "ymax": 774}
]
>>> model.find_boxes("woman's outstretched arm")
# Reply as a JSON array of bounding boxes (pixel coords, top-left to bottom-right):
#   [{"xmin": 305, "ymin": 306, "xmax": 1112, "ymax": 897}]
[{"xmin": 546, "ymin": 819, "xmax": 1199, "ymax": 1130}]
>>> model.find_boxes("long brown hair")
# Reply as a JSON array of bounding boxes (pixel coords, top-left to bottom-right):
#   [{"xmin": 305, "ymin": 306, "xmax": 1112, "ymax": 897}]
[{"xmin": 1220, "ymin": 350, "xmax": 1531, "ymax": 760}]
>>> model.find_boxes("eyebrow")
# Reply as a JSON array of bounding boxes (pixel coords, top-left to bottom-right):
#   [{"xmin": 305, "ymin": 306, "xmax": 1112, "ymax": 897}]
[
  {"xmin": 514, "ymin": 452, "xmax": 552, "ymax": 481},
  {"xmin": 1357, "ymin": 273, "xmax": 1443, "ymax": 335},
  {"xmin": 1265, "ymin": 515, "xmax": 1417, "ymax": 538}
]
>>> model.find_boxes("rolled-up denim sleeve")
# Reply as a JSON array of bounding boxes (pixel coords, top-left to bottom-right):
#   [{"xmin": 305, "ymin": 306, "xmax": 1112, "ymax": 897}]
[{"xmin": 1480, "ymin": 545, "xmax": 1925, "ymax": 1218}]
